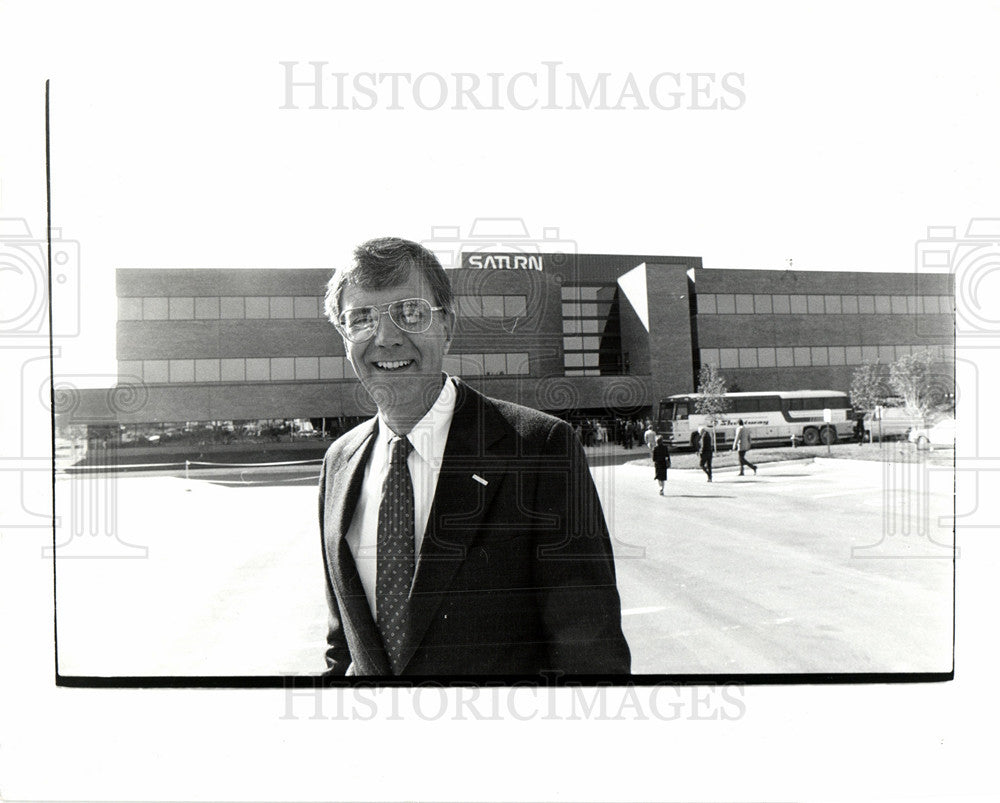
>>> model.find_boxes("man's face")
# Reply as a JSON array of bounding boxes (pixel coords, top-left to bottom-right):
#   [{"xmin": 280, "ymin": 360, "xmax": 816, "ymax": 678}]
[{"xmin": 339, "ymin": 269, "xmax": 454, "ymax": 430}]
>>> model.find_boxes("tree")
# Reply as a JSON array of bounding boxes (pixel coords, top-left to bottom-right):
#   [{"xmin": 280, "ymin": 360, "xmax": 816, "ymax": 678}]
[
  {"xmin": 849, "ymin": 360, "xmax": 886, "ymax": 416},
  {"xmin": 695, "ymin": 363, "xmax": 730, "ymax": 424},
  {"xmin": 888, "ymin": 347, "xmax": 939, "ymax": 418}
]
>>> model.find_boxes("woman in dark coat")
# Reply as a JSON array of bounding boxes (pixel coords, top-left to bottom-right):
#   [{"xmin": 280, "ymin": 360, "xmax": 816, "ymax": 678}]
[{"xmin": 652, "ymin": 435, "xmax": 671, "ymax": 495}]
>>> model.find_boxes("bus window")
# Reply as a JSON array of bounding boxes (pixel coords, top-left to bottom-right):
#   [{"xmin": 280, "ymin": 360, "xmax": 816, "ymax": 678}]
[
  {"xmin": 674, "ymin": 403, "xmax": 689, "ymax": 420},
  {"xmin": 657, "ymin": 402, "xmax": 672, "ymax": 424}
]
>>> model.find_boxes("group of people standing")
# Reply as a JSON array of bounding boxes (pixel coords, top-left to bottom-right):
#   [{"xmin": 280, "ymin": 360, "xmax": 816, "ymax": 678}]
[{"xmin": 575, "ymin": 417, "xmax": 650, "ymax": 449}]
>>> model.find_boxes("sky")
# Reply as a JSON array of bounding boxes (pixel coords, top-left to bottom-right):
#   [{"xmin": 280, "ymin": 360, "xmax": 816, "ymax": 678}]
[{"xmin": 2, "ymin": 2, "xmax": 999, "ymax": 801}]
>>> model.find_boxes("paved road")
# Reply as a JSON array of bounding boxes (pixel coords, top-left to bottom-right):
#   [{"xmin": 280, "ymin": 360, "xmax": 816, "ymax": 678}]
[
  {"xmin": 54, "ymin": 455, "xmax": 953, "ymax": 676},
  {"xmin": 599, "ymin": 456, "xmax": 953, "ymax": 675}
]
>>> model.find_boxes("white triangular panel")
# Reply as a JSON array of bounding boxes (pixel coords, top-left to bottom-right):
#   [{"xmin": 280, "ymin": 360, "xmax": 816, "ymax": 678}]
[{"xmin": 617, "ymin": 263, "xmax": 649, "ymax": 332}]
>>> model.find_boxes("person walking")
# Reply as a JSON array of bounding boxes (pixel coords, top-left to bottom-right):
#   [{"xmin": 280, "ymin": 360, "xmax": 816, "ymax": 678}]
[
  {"xmin": 698, "ymin": 425, "xmax": 714, "ymax": 482},
  {"xmin": 652, "ymin": 435, "xmax": 671, "ymax": 495},
  {"xmin": 643, "ymin": 422, "xmax": 657, "ymax": 452},
  {"xmin": 622, "ymin": 419, "xmax": 634, "ymax": 450},
  {"xmin": 732, "ymin": 419, "xmax": 757, "ymax": 476}
]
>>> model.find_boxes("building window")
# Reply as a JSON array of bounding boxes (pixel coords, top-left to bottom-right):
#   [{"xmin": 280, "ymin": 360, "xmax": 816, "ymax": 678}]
[
  {"xmin": 459, "ymin": 297, "xmax": 482, "ymax": 317},
  {"xmin": 143, "ymin": 297, "xmax": 168, "ymax": 320},
  {"xmin": 753, "ymin": 294, "xmax": 772, "ymax": 314},
  {"xmin": 167, "ymin": 298, "xmax": 193, "ymax": 320},
  {"xmin": 117, "ymin": 360, "xmax": 142, "ymax": 380},
  {"xmin": 482, "ymin": 296, "xmax": 505, "ymax": 317},
  {"xmin": 828, "ymin": 346, "xmax": 846, "ymax": 365},
  {"xmin": 119, "ymin": 298, "xmax": 142, "ymax": 320},
  {"xmin": 270, "ymin": 357, "xmax": 295, "ymax": 380},
  {"xmin": 757, "ymin": 347, "xmax": 776, "ymax": 367},
  {"xmin": 169, "ymin": 359, "xmax": 195, "ymax": 382},
  {"xmin": 245, "ymin": 297, "xmax": 270, "ymax": 319},
  {"xmin": 810, "ymin": 346, "xmax": 828, "ymax": 366},
  {"xmin": 793, "ymin": 347, "xmax": 811, "ymax": 366},
  {"xmin": 719, "ymin": 348, "xmax": 739, "ymax": 369},
  {"xmin": 220, "ymin": 359, "xmax": 246, "ymax": 381},
  {"xmin": 246, "ymin": 358, "xmax": 270, "ymax": 381},
  {"xmin": 270, "ymin": 297, "xmax": 294, "ymax": 319},
  {"xmin": 194, "ymin": 359, "xmax": 220, "ymax": 382},
  {"xmin": 697, "ymin": 294, "xmax": 717, "ymax": 314},
  {"xmin": 738, "ymin": 347, "xmax": 758, "ymax": 368},
  {"xmin": 220, "ymin": 297, "xmax": 245, "ymax": 319},
  {"xmin": 294, "ymin": 357, "xmax": 319, "ymax": 380},
  {"xmin": 789, "ymin": 295, "xmax": 808, "ymax": 314},
  {"xmin": 505, "ymin": 296, "xmax": 527, "ymax": 316},
  {"xmin": 841, "ymin": 295, "xmax": 859, "ymax": 314},
  {"xmin": 735, "ymin": 294, "xmax": 754, "ymax": 314},
  {"xmin": 824, "ymin": 295, "xmax": 842, "ymax": 314},
  {"xmin": 807, "ymin": 295, "xmax": 825, "ymax": 314},
  {"xmin": 715, "ymin": 294, "xmax": 736, "ymax": 314},
  {"xmin": 771, "ymin": 295, "xmax": 790, "ymax": 314},
  {"xmin": 294, "ymin": 296, "xmax": 319, "ymax": 318},
  {"xmin": 195, "ymin": 297, "xmax": 220, "ymax": 320},
  {"xmin": 775, "ymin": 348, "xmax": 794, "ymax": 367},
  {"xmin": 143, "ymin": 360, "xmax": 169, "ymax": 383},
  {"xmin": 845, "ymin": 346, "xmax": 863, "ymax": 364},
  {"xmin": 319, "ymin": 356, "xmax": 345, "ymax": 379}
]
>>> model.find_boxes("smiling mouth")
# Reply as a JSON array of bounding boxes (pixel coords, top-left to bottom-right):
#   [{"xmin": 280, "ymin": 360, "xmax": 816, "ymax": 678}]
[{"xmin": 374, "ymin": 359, "xmax": 414, "ymax": 371}]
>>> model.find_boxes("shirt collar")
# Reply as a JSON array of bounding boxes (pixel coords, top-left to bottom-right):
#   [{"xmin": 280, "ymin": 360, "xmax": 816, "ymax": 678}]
[{"xmin": 375, "ymin": 374, "xmax": 458, "ymax": 464}]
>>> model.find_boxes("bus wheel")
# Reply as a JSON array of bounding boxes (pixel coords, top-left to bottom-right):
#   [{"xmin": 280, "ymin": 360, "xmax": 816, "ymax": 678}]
[
  {"xmin": 690, "ymin": 433, "xmax": 701, "ymax": 451},
  {"xmin": 820, "ymin": 426, "xmax": 837, "ymax": 445},
  {"xmin": 802, "ymin": 427, "xmax": 821, "ymax": 446}
]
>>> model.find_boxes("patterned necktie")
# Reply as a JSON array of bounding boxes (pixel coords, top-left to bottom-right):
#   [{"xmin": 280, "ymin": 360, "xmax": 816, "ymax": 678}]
[{"xmin": 376, "ymin": 435, "xmax": 415, "ymax": 674}]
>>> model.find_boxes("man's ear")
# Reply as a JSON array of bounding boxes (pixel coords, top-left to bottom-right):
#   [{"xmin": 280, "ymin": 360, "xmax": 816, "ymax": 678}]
[
  {"xmin": 442, "ymin": 309, "xmax": 456, "ymax": 353},
  {"xmin": 340, "ymin": 334, "xmax": 360, "ymax": 377}
]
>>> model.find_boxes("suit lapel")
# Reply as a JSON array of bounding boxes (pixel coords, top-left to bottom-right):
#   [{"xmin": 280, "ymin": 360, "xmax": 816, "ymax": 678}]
[
  {"xmin": 324, "ymin": 419, "xmax": 391, "ymax": 676},
  {"xmin": 398, "ymin": 380, "xmax": 510, "ymax": 671}
]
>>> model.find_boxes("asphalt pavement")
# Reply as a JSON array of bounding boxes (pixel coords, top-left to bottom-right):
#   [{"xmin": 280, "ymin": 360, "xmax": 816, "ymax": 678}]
[{"xmin": 53, "ymin": 454, "xmax": 954, "ymax": 677}]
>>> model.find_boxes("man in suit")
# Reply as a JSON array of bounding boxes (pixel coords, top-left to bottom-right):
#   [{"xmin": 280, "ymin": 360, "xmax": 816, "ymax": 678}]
[
  {"xmin": 319, "ymin": 237, "xmax": 631, "ymax": 677},
  {"xmin": 731, "ymin": 419, "xmax": 757, "ymax": 476}
]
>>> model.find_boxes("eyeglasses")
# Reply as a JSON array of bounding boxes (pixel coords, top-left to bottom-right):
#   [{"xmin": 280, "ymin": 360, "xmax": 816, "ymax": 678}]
[{"xmin": 336, "ymin": 297, "xmax": 445, "ymax": 343}]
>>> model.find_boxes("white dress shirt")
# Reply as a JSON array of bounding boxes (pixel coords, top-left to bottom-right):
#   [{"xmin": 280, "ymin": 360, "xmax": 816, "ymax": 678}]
[{"xmin": 345, "ymin": 376, "xmax": 458, "ymax": 617}]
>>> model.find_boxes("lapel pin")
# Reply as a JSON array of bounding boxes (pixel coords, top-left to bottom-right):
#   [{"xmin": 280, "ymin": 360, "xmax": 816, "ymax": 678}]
[{"xmin": 472, "ymin": 474, "xmax": 488, "ymax": 486}]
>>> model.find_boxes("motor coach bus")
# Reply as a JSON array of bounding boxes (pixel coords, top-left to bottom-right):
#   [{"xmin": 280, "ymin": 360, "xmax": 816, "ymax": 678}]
[{"xmin": 655, "ymin": 390, "xmax": 855, "ymax": 450}]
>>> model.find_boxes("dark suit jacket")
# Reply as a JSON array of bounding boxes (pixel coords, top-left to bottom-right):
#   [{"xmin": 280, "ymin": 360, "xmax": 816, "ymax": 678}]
[{"xmin": 318, "ymin": 379, "xmax": 631, "ymax": 677}]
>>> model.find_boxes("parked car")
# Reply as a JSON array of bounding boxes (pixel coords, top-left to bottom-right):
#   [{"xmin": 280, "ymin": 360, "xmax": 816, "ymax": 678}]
[
  {"xmin": 908, "ymin": 418, "xmax": 956, "ymax": 450},
  {"xmin": 863, "ymin": 407, "xmax": 924, "ymax": 441}
]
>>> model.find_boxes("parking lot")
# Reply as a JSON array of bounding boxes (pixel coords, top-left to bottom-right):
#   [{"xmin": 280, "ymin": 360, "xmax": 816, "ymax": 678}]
[{"xmin": 53, "ymin": 452, "xmax": 954, "ymax": 677}]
